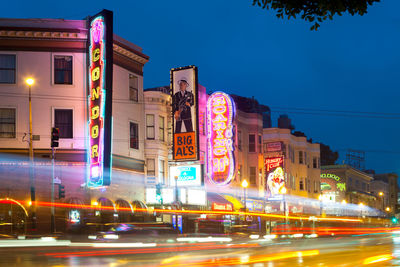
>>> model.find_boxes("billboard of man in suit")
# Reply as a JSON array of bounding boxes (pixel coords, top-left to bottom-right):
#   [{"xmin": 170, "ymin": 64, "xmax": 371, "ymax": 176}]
[
  {"xmin": 171, "ymin": 66, "xmax": 198, "ymax": 161},
  {"xmin": 173, "ymin": 77, "xmax": 194, "ymax": 133}
]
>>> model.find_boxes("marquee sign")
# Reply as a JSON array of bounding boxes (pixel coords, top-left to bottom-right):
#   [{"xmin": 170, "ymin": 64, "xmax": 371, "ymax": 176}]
[
  {"xmin": 87, "ymin": 10, "xmax": 113, "ymax": 187},
  {"xmin": 207, "ymin": 92, "xmax": 236, "ymax": 186}
]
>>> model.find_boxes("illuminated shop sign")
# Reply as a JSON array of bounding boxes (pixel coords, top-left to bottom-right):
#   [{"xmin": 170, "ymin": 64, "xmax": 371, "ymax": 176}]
[
  {"xmin": 265, "ymin": 142, "xmax": 282, "ymax": 152},
  {"xmin": 320, "ymin": 173, "xmax": 341, "ymax": 181},
  {"xmin": 170, "ymin": 164, "xmax": 202, "ymax": 186},
  {"xmin": 212, "ymin": 202, "xmax": 233, "ymax": 211},
  {"xmin": 87, "ymin": 10, "xmax": 113, "ymax": 188},
  {"xmin": 69, "ymin": 210, "xmax": 81, "ymax": 224},
  {"xmin": 265, "ymin": 157, "xmax": 286, "ymax": 196},
  {"xmin": 321, "ymin": 173, "xmax": 346, "ymax": 192},
  {"xmin": 206, "ymin": 92, "xmax": 236, "ymax": 186},
  {"xmin": 245, "ymin": 199, "xmax": 264, "ymax": 212}
]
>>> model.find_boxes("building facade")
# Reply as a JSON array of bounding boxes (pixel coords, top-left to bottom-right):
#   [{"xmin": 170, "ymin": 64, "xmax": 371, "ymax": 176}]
[
  {"xmin": 320, "ymin": 165, "xmax": 377, "ymax": 209},
  {"xmin": 0, "ymin": 15, "xmax": 149, "ymax": 233},
  {"xmin": 262, "ymin": 128, "xmax": 321, "ymax": 200}
]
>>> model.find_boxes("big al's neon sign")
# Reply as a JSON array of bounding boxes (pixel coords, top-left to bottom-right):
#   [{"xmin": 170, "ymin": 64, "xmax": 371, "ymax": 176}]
[
  {"xmin": 87, "ymin": 11, "xmax": 113, "ymax": 187},
  {"xmin": 207, "ymin": 92, "xmax": 235, "ymax": 186}
]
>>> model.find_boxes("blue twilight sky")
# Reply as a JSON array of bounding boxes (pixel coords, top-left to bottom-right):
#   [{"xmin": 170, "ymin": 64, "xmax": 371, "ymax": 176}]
[{"xmin": 3, "ymin": 0, "xmax": 400, "ymax": 174}]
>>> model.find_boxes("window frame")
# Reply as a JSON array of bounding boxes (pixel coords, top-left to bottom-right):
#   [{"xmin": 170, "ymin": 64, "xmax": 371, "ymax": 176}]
[
  {"xmin": 159, "ymin": 159, "xmax": 165, "ymax": 184},
  {"xmin": 159, "ymin": 116, "xmax": 165, "ymax": 142},
  {"xmin": 129, "ymin": 74, "xmax": 139, "ymax": 102},
  {"xmin": 248, "ymin": 134, "xmax": 256, "ymax": 153},
  {"xmin": 299, "ymin": 151, "xmax": 304, "ymax": 164},
  {"xmin": 0, "ymin": 54, "xmax": 16, "ymax": 84},
  {"xmin": 53, "ymin": 54, "xmax": 73, "ymax": 85},
  {"xmin": 53, "ymin": 108, "xmax": 73, "ymax": 139},
  {"xmin": 146, "ymin": 114, "xmax": 155, "ymax": 140},
  {"xmin": 249, "ymin": 166, "xmax": 257, "ymax": 185},
  {"xmin": 147, "ymin": 158, "xmax": 155, "ymax": 176},
  {"xmin": 0, "ymin": 107, "xmax": 17, "ymax": 138},
  {"xmin": 129, "ymin": 121, "xmax": 139, "ymax": 150}
]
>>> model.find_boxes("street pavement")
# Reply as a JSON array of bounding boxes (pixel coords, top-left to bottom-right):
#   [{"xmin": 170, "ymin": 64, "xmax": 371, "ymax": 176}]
[{"xmin": 0, "ymin": 234, "xmax": 399, "ymax": 266}]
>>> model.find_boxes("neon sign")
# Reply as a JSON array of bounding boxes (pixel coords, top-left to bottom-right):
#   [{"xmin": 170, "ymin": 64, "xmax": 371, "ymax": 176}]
[
  {"xmin": 265, "ymin": 157, "xmax": 286, "ymax": 196},
  {"xmin": 207, "ymin": 92, "xmax": 235, "ymax": 186},
  {"xmin": 87, "ymin": 10, "xmax": 113, "ymax": 187}
]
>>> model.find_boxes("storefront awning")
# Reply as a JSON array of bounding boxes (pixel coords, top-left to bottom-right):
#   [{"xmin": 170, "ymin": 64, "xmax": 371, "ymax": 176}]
[{"xmin": 221, "ymin": 195, "xmax": 244, "ymax": 211}]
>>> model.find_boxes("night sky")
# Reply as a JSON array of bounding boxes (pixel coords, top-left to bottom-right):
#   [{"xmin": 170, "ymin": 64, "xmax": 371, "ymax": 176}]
[{"xmin": 3, "ymin": 0, "xmax": 400, "ymax": 174}]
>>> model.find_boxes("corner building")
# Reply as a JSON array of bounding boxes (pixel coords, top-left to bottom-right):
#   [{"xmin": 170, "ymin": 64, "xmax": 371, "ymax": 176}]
[{"xmin": 0, "ymin": 15, "xmax": 149, "ymax": 233}]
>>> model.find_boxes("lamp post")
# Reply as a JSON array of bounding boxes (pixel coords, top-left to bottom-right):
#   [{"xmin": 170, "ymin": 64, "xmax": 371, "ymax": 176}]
[
  {"xmin": 26, "ymin": 78, "xmax": 36, "ymax": 230},
  {"xmin": 241, "ymin": 179, "xmax": 249, "ymax": 212},
  {"xmin": 379, "ymin": 192, "xmax": 384, "ymax": 212}
]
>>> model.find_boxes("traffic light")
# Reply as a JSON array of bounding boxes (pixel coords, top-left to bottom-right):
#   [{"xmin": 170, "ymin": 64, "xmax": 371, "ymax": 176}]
[
  {"xmin": 58, "ymin": 184, "xmax": 65, "ymax": 199},
  {"xmin": 51, "ymin": 127, "xmax": 59, "ymax": 147},
  {"xmin": 156, "ymin": 183, "xmax": 163, "ymax": 204},
  {"xmin": 392, "ymin": 217, "xmax": 398, "ymax": 224}
]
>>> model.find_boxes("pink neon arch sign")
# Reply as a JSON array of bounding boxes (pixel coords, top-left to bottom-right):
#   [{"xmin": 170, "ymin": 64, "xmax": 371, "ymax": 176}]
[{"xmin": 206, "ymin": 92, "xmax": 236, "ymax": 186}]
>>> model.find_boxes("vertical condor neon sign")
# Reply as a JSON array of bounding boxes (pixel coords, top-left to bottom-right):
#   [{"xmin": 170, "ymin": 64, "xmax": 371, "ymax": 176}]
[
  {"xmin": 87, "ymin": 10, "xmax": 113, "ymax": 187},
  {"xmin": 206, "ymin": 92, "xmax": 236, "ymax": 186}
]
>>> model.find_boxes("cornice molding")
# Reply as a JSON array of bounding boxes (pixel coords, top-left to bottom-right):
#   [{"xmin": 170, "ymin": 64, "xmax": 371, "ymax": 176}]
[
  {"xmin": 0, "ymin": 30, "xmax": 87, "ymax": 40},
  {"xmin": 113, "ymin": 44, "xmax": 149, "ymax": 65}
]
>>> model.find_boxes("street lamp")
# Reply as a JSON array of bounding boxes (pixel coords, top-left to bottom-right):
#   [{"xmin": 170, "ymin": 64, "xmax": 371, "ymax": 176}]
[
  {"xmin": 386, "ymin": 207, "xmax": 391, "ymax": 212},
  {"xmin": 241, "ymin": 179, "xmax": 249, "ymax": 212},
  {"xmin": 378, "ymin": 192, "xmax": 384, "ymax": 211},
  {"xmin": 26, "ymin": 78, "xmax": 36, "ymax": 230}
]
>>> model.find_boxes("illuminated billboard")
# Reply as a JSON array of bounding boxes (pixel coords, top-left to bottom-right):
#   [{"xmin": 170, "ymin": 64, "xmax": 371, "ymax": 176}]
[
  {"xmin": 265, "ymin": 157, "xmax": 286, "ymax": 196},
  {"xmin": 171, "ymin": 66, "xmax": 199, "ymax": 161},
  {"xmin": 170, "ymin": 164, "xmax": 202, "ymax": 187},
  {"xmin": 206, "ymin": 92, "xmax": 236, "ymax": 186},
  {"xmin": 87, "ymin": 10, "xmax": 113, "ymax": 187}
]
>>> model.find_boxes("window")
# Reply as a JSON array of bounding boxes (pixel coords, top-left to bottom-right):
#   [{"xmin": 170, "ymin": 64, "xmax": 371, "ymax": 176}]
[
  {"xmin": 292, "ymin": 175, "xmax": 296, "ymax": 190},
  {"xmin": 146, "ymin": 114, "xmax": 155, "ymax": 140},
  {"xmin": 0, "ymin": 54, "xmax": 16, "ymax": 84},
  {"xmin": 299, "ymin": 151, "xmax": 304, "ymax": 164},
  {"xmin": 250, "ymin": 167, "xmax": 256, "ymax": 185},
  {"xmin": 249, "ymin": 134, "xmax": 256, "ymax": 152},
  {"xmin": 129, "ymin": 122, "xmax": 139, "ymax": 149},
  {"xmin": 238, "ymin": 131, "xmax": 242, "ymax": 150},
  {"xmin": 54, "ymin": 55, "xmax": 72, "ymax": 84},
  {"xmin": 258, "ymin": 135, "xmax": 262, "ymax": 153},
  {"xmin": 54, "ymin": 109, "xmax": 73, "ymax": 138},
  {"xmin": 159, "ymin": 159, "xmax": 165, "ymax": 183},
  {"xmin": 299, "ymin": 179, "xmax": 304, "ymax": 190},
  {"xmin": 313, "ymin": 157, "xmax": 317, "ymax": 168},
  {"xmin": 0, "ymin": 108, "xmax": 16, "ymax": 138},
  {"xmin": 314, "ymin": 181, "xmax": 318, "ymax": 193},
  {"xmin": 147, "ymin": 159, "xmax": 155, "ymax": 176},
  {"xmin": 129, "ymin": 74, "xmax": 138, "ymax": 102},
  {"xmin": 159, "ymin": 116, "xmax": 165, "ymax": 142}
]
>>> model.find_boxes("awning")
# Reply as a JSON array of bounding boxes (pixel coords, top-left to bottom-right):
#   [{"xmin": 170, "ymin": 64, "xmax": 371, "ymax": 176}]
[
  {"xmin": 207, "ymin": 192, "xmax": 231, "ymax": 206},
  {"xmin": 221, "ymin": 195, "xmax": 244, "ymax": 211}
]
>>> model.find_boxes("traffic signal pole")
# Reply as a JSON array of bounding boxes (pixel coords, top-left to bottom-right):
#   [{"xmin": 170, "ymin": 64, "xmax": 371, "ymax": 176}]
[
  {"xmin": 50, "ymin": 127, "xmax": 59, "ymax": 234},
  {"xmin": 51, "ymin": 147, "xmax": 55, "ymax": 233}
]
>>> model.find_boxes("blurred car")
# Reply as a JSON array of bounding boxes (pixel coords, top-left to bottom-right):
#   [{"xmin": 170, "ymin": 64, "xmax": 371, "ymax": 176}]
[{"xmin": 89, "ymin": 223, "xmax": 180, "ymax": 242}]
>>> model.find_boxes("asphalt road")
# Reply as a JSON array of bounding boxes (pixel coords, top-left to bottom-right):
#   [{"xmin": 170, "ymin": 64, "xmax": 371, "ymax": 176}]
[{"xmin": 0, "ymin": 234, "xmax": 399, "ymax": 266}]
